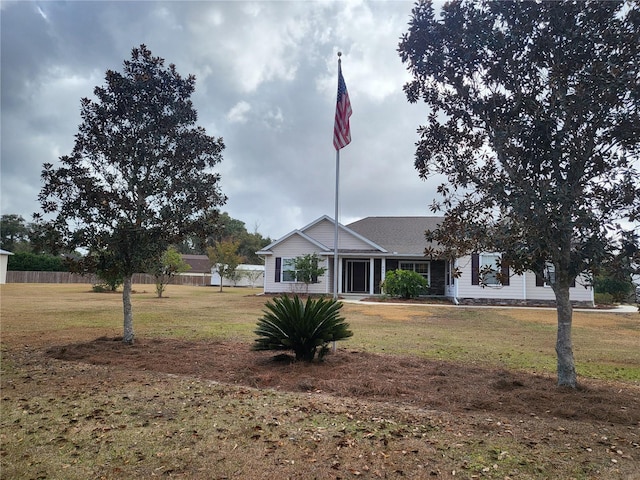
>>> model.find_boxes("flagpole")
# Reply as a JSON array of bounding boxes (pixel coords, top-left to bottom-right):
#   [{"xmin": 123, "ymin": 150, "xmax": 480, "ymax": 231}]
[
  {"xmin": 332, "ymin": 50, "xmax": 351, "ymax": 304},
  {"xmin": 333, "ymin": 146, "xmax": 340, "ymax": 300},
  {"xmin": 333, "ymin": 52, "xmax": 343, "ymax": 301}
]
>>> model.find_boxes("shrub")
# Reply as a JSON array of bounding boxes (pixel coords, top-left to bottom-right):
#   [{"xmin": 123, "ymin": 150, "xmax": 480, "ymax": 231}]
[
  {"xmin": 381, "ymin": 269, "xmax": 428, "ymax": 299},
  {"xmin": 594, "ymin": 276, "xmax": 633, "ymax": 303},
  {"xmin": 7, "ymin": 252, "xmax": 68, "ymax": 272},
  {"xmin": 253, "ymin": 295, "xmax": 353, "ymax": 362},
  {"xmin": 594, "ymin": 292, "xmax": 614, "ymax": 306}
]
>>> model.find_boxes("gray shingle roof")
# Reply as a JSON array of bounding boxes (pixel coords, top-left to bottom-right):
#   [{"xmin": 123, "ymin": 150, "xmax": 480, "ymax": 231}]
[
  {"xmin": 346, "ymin": 216, "xmax": 444, "ymax": 255},
  {"xmin": 181, "ymin": 254, "xmax": 211, "ymax": 273}
]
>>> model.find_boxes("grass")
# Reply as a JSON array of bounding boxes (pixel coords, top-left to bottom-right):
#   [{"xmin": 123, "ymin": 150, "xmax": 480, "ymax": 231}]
[
  {"xmin": 1, "ymin": 283, "xmax": 639, "ymax": 479},
  {"xmin": 2, "ymin": 283, "xmax": 639, "ymax": 380}
]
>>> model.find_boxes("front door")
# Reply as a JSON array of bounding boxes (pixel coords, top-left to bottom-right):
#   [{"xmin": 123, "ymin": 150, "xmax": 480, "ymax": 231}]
[{"xmin": 345, "ymin": 259, "xmax": 369, "ymax": 293}]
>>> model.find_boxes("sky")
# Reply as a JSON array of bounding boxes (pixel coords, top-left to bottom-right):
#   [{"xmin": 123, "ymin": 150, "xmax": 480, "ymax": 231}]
[{"xmin": 0, "ymin": 0, "xmax": 449, "ymax": 241}]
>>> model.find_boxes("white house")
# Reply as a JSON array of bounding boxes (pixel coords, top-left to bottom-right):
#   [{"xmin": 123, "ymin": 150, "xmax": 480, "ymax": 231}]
[
  {"xmin": 256, "ymin": 215, "xmax": 594, "ymax": 307},
  {"xmin": 0, "ymin": 249, "xmax": 14, "ymax": 284}
]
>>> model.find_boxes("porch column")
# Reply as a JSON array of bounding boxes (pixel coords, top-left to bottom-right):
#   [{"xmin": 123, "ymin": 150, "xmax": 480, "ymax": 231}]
[
  {"xmin": 369, "ymin": 257, "xmax": 375, "ymax": 295},
  {"xmin": 381, "ymin": 258, "xmax": 386, "ymax": 295},
  {"xmin": 337, "ymin": 256, "xmax": 342, "ymax": 295}
]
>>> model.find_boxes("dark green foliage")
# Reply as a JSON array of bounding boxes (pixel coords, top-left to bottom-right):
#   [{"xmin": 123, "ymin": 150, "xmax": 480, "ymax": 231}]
[
  {"xmin": 594, "ymin": 292, "xmax": 614, "ymax": 306},
  {"xmin": 253, "ymin": 295, "xmax": 353, "ymax": 362},
  {"xmin": 7, "ymin": 252, "xmax": 68, "ymax": 272},
  {"xmin": 594, "ymin": 276, "xmax": 633, "ymax": 304},
  {"xmin": 37, "ymin": 45, "xmax": 226, "ymax": 344},
  {"xmin": 381, "ymin": 269, "xmax": 428, "ymax": 299},
  {"xmin": 0, "ymin": 215, "xmax": 30, "ymax": 252},
  {"xmin": 398, "ymin": 0, "xmax": 640, "ymax": 387}
]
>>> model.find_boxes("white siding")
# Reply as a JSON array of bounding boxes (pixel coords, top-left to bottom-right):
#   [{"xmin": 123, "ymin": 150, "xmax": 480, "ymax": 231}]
[
  {"xmin": 211, "ymin": 265, "xmax": 264, "ymax": 287},
  {"xmin": 0, "ymin": 254, "xmax": 8, "ymax": 284},
  {"xmin": 455, "ymin": 255, "xmax": 594, "ymax": 304},
  {"xmin": 305, "ymin": 220, "xmax": 374, "ymax": 250},
  {"xmin": 263, "ymin": 235, "xmax": 330, "ymax": 294}
]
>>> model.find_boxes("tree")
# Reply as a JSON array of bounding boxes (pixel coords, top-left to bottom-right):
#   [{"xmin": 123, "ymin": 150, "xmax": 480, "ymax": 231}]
[
  {"xmin": 150, "ymin": 246, "xmax": 191, "ymax": 298},
  {"xmin": 207, "ymin": 239, "xmax": 243, "ymax": 292},
  {"xmin": 0, "ymin": 214, "xmax": 30, "ymax": 252},
  {"xmin": 398, "ymin": 1, "xmax": 640, "ymax": 387},
  {"xmin": 38, "ymin": 44, "xmax": 226, "ymax": 344},
  {"xmin": 291, "ymin": 253, "xmax": 327, "ymax": 294},
  {"xmin": 174, "ymin": 212, "xmax": 271, "ymax": 262}
]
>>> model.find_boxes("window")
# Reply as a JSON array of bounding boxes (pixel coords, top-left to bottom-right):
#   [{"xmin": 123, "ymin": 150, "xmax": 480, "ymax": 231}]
[
  {"xmin": 544, "ymin": 264, "xmax": 556, "ymax": 287},
  {"xmin": 282, "ymin": 258, "xmax": 298, "ymax": 282},
  {"xmin": 399, "ymin": 261, "xmax": 430, "ymax": 281},
  {"xmin": 472, "ymin": 253, "xmax": 509, "ymax": 286},
  {"xmin": 480, "ymin": 254, "xmax": 501, "ymax": 286}
]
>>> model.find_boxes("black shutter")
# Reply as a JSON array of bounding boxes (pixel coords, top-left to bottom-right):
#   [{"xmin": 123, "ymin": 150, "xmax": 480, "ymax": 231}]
[
  {"xmin": 311, "ymin": 258, "xmax": 318, "ymax": 283},
  {"xmin": 275, "ymin": 257, "xmax": 281, "ymax": 283},
  {"xmin": 535, "ymin": 273, "xmax": 545, "ymax": 287},
  {"xmin": 501, "ymin": 261, "xmax": 510, "ymax": 286},
  {"xmin": 471, "ymin": 254, "xmax": 479, "ymax": 285}
]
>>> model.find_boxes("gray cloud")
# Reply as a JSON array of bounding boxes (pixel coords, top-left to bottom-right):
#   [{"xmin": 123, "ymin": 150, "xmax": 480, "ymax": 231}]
[{"xmin": 1, "ymin": 0, "xmax": 441, "ymax": 240}]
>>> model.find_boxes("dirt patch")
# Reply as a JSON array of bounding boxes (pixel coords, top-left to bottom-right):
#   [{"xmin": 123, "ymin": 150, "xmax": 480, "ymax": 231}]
[{"xmin": 46, "ymin": 336, "xmax": 640, "ymax": 427}]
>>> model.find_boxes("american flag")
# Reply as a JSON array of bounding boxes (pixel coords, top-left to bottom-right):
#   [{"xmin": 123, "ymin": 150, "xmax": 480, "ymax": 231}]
[{"xmin": 333, "ymin": 62, "xmax": 352, "ymax": 150}]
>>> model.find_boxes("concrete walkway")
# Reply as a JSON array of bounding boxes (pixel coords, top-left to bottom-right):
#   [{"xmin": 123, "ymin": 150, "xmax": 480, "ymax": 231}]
[{"xmin": 340, "ymin": 295, "xmax": 639, "ymax": 313}]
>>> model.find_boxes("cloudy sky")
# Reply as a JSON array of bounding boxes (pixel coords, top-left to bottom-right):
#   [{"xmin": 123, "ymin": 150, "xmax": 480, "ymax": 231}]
[{"xmin": 1, "ymin": 0, "xmax": 443, "ymax": 241}]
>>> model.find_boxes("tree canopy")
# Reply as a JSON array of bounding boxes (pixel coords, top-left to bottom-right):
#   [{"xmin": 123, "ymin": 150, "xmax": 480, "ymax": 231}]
[
  {"xmin": 175, "ymin": 212, "xmax": 271, "ymax": 264},
  {"xmin": 399, "ymin": 0, "xmax": 639, "ymax": 387},
  {"xmin": 38, "ymin": 44, "xmax": 226, "ymax": 343}
]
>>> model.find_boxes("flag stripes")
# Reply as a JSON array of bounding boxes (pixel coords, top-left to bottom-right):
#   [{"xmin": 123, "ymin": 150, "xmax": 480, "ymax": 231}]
[{"xmin": 333, "ymin": 62, "xmax": 352, "ymax": 150}]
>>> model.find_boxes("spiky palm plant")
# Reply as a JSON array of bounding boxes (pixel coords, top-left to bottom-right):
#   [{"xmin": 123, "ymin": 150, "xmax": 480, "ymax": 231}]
[{"xmin": 253, "ymin": 295, "xmax": 353, "ymax": 362}]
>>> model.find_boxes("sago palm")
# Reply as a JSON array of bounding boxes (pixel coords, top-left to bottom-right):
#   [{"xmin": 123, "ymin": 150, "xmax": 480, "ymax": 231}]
[{"xmin": 253, "ymin": 295, "xmax": 353, "ymax": 362}]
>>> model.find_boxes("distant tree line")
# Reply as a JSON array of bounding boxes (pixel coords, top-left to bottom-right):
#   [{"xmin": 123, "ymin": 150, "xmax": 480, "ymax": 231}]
[{"xmin": 1, "ymin": 212, "xmax": 271, "ymax": 273}]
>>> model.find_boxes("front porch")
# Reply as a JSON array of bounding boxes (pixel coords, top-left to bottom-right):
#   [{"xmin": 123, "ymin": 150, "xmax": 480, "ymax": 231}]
[{"xmin": 329, "ymin": 256, "xmax": 448, "ymax": 296}]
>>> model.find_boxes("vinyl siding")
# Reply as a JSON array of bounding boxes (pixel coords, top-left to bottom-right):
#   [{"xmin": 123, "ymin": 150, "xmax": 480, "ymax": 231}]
[
  {"xmin": 455, "ymin": 255, "xmax": 593, "ymax": 304},
  {"xmin": 263, "ymin": 235, "xmax": 330, "ymax": 294},
  {"xmin": 304, "ymin": 220, "xmax": 374, "ymax": 250}
]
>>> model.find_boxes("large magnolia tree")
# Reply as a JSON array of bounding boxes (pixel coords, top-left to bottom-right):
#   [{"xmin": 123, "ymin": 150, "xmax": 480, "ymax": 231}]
[
  {"xmin": 399, "ymin": 1, "xmax": 639, "ymax": 387},
  {"xmin": 38, "ymin": 45, "xmax": 226, "ymax": 344}
]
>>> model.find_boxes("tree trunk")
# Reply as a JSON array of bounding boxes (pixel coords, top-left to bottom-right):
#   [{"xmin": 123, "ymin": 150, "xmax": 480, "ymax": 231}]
[
  {"xmin": 122, "ymin": 274, "xmax": 135, "ymax": 344},
  {"xmin": 554, "ymin": 283, "xmax": 576, "ymax": 387}
]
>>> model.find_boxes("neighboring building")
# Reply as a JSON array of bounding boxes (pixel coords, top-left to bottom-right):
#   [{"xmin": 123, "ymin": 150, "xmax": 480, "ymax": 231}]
[
  {"xmin": 256, "ymin": 215, "xmax": 594, "ymax": 307},
  {"xmin": 180, "ymin": 254, "xmax": 213, "ymax": 286},
  {"xmin": 211, "ymin": 264, "xmax": 265, "ymax": 287},
  {"xmin": 0, "ymin": 249, "xmax": 14, "ymax": 284},
  {"xmin": 181, "ymin": 254, "xmax": 264, "ymax": 287}
]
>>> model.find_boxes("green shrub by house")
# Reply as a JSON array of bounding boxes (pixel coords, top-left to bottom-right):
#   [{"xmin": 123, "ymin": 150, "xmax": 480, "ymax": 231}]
[
  {"xmin": 381, "ymin": 269, "xmax": 428, "ymax": 299},
  {"xmin": 253, "ymin": 295, "xmax": 353, "ymax": 362}
]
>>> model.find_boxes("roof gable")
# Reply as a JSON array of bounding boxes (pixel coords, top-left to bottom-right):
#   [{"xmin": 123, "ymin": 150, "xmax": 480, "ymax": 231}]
[
  {"xmin": 257, "ymin": 215, "xmax": 387, "ymax": 254},
  {"xmin": 257, "ymin": 229, "xmax": 331, "ymax": 255}
]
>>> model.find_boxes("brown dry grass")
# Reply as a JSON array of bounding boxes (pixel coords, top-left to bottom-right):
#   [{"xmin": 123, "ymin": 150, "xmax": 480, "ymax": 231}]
[{"xmin": 1, "ymin": 284, "xmax": 639, "ymax": 479}]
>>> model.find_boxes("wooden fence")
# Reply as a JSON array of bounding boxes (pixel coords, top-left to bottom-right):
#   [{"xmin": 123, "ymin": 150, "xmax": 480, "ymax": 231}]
[{"xmin": 6, "ymin": 271, "xmax": 211, "ymax": 286}]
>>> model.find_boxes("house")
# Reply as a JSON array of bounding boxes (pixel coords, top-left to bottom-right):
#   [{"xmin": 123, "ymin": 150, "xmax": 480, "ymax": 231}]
[
  {"xmin": 256, "ymin": 215, "xmax": 594, "ymax": 307},
  {"xmin": 180, "ymin": 254, "xmax": 214, "ymax": 286},
  {"xmin": 0, "ymin": 249, "xmax": 14, "ymax": 284}
]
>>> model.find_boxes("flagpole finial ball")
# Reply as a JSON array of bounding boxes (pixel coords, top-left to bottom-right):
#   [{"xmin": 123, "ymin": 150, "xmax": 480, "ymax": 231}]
[{"xmin": 337, "ymin": 51, "xmax": 342, "ymax": 57}]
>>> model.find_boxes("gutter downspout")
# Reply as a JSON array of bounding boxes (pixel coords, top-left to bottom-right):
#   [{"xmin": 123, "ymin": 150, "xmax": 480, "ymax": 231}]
[{"xmin": 453, "ymin": 258, "xmax": 460, "ymax": 305}]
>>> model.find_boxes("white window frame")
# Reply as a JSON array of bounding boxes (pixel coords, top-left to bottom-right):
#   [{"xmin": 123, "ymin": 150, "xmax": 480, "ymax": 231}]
[
  {"xmin": 543, "ymin": 263, "xmax": 556, "ymax": 288},
  {"xmin": 399, "ymin": 261, "xmax": 430, "ymax": 282},
  {"xmin": 281, "ymin": 258, "xmax": 298, "ymax": 283}
]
